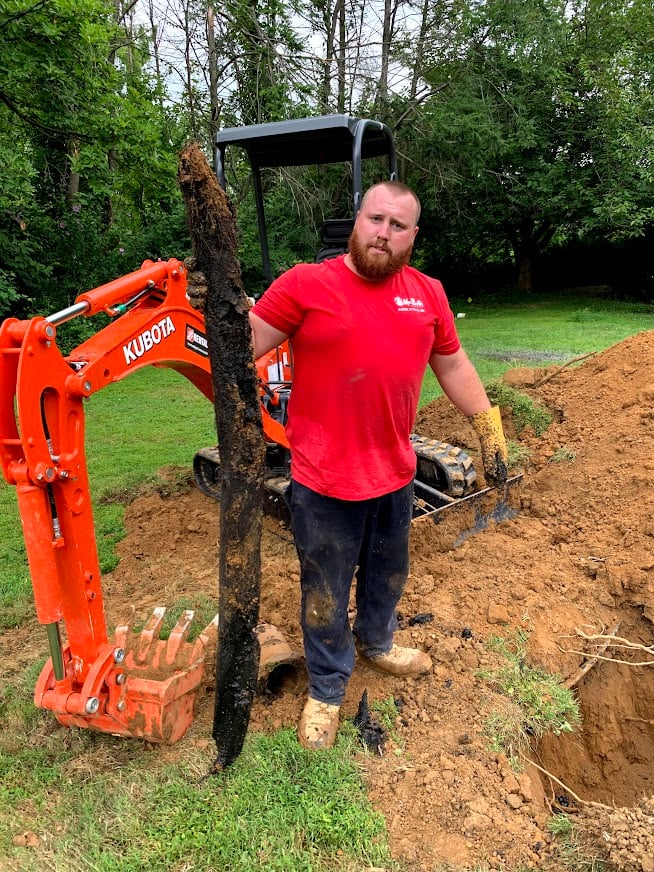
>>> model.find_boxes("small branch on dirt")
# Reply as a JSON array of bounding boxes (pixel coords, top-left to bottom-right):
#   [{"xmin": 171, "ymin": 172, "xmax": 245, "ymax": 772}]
[
  {"xmin": 625, "ymin": 717, "xmax": 654, "ymax": 726},
  {"xmin": 532, "ymin": 352, "xmax": 597, "ymax": 387},
  {"xmin": 264, "ymin": 526, "xmax": 294, "ymax": 545},
  {"xmin": 561, "ymin": 649, "xmax": 654, "ymax": 668},
  {"xmin": 560, "ymin": 624, "xmax": 654, "ymax": 670},
  {"xmin": 574, "ymin": 627, "xmax": 654, "ymax": 655},
  {"xmin": 562, "ymin": 621, "xmax": 622, "ymax": 688},
  {"xmin": 522, "ymin": 755, "xmax": 612, "ymax": 811}
]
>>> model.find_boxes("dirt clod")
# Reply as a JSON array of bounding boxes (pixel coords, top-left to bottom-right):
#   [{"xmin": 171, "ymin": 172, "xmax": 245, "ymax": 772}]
[{"xmin": 577, "ymin": 797, "xmax": 654, "ymax": 872}]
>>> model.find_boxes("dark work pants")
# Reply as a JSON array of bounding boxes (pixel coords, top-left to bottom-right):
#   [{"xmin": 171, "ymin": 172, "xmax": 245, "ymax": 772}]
[{"xmin": 288, "ymin": 479, "xmax": 413, "ymax": 706}]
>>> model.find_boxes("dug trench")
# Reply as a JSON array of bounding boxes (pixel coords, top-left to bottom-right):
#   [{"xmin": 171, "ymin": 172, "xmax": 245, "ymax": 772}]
[{"xmin": 3, "ymin": 330, "xmax": 654, "ymax": 870}]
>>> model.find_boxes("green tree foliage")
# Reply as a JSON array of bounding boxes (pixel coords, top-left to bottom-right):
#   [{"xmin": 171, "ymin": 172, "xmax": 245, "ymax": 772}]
[
  {"xmin": 572, "ymin": 0, "xmax": 654, "ymax": 241},
  {"xmin": 401, "ymin": 0, "xmax": 654, "ymax": 289},
  {"xmin": 221, "ymin": 0, "xmax": 311, "ymax": 126},
  {"xmin": 0, "ymin": 0, "xmax": 188, "ymax": 316},
  {"xmin": 205, "ymin": 0, "xmax": 338, "ymax": 287},
  {"xmin": 1, "ymin": 0, "xmax": 652, "ymax": 309}
]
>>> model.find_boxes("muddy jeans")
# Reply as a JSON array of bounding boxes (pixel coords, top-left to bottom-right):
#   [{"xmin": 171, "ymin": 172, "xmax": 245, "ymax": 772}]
[{"xmin": 288, "ymin": 479, "xmax": 413, "ymax": 706}]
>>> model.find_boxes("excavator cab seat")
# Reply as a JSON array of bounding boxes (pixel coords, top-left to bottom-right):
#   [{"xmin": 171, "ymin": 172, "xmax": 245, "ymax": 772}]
[{"xmin": 315, "ymin": 218, "xmax": 354, "ymax": 263}]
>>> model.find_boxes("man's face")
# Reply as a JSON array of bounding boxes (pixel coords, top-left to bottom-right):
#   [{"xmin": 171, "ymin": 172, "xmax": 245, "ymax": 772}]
[{"xmin": 348, "ymin": 185, "xmax": 419, "ymax": 281}]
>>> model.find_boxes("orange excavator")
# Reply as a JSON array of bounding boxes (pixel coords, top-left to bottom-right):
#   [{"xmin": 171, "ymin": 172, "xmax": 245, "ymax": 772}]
[
  {"xmin": 0, "ymin": 257, "xmax": 295, "ymax": 742},
  {"xmin": 0, "ymin": 115, "xmax": 520, "ymax": 745}
]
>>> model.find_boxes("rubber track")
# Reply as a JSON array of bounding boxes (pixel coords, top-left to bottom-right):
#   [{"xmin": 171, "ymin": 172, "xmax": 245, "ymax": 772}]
[
  {"xmin": 193, "ymin": 446, "xmax": 222, "ymax": 500},
  {"xmin": 410, "ymin": 434, "xmax": 477, "ymax": 498},
  {"xmin": 195, "ymin": 437, "xmax": 477, "ymax": 501}
]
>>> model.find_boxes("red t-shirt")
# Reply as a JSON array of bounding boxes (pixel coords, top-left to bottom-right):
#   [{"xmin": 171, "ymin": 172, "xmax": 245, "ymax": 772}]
[{"xmin": 252, "ymin": 256, "xmax": 460, "ymax": 500}]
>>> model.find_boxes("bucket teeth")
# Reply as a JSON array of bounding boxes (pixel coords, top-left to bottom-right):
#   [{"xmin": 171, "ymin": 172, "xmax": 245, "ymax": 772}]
[
  {"xmin": 114, "ymin": 607, "xmax": 219, "ymax": 673},
  {"xmin": 164, "ymin": 609, "xmax": 195, "ymax": 664},
  {"xmin": 137, "ymin": 606, "xmax": 167, "ymax": 661},
  {"xmin": 191, "ymin": 613, "xmax": 219, "ymax": 659}
]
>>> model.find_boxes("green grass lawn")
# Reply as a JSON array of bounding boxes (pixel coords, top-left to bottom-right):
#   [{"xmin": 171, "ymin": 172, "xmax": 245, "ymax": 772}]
[
  {"xmin": 1, "ymin": 291, "xmax": 653, "ymax": 870},
  {"xmin": 0, "ymin": 719, "xmax": 393, "ymax": 872},
  {"xmin": 420, "ymin": 292, "xmax": 654, "ymax": 404}
]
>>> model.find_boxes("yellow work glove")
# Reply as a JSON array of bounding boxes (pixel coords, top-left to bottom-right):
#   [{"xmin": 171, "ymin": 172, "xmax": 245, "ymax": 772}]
[{"xmin": 469, "ymin": 405, "xmax": 508, "ymax": 487}]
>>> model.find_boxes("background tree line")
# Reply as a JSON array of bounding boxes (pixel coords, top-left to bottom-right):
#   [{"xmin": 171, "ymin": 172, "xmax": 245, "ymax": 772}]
[{"xmin": 1, "ymin": 0, "xmax": 652, "ymax": 321}]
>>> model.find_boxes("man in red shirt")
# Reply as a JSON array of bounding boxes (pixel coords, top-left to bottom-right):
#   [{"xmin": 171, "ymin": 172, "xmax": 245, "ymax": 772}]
[{"xmin": 250, "ymin": 181, "xmax": 507, "ymax": 750}]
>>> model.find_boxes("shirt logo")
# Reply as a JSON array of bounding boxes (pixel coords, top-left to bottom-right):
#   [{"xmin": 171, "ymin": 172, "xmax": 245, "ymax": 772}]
[{"xmin": 394, "ymin": 296, "xmax": 425, "ymax": 312}]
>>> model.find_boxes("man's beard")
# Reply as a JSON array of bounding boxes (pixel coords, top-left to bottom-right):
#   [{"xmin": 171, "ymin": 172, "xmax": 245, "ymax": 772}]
[{"xmin": 348, "ymin": 228, "xmax": 413, "ymax": 281}]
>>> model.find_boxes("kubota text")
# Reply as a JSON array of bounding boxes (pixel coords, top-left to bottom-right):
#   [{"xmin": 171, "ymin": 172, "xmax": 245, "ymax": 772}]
[{"xmin": 123, "ymin": 317, "xmax": 176, "ymax": 365}]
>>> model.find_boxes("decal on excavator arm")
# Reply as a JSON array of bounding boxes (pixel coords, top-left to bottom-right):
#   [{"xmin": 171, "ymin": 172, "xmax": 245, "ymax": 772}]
[
  {"xmin": 185, "ymin": 324, "xmax": 209, "ymax": 356},
  {"xmin": 123, "ymin": 315, "xmax": 176, "ymax": 364}
]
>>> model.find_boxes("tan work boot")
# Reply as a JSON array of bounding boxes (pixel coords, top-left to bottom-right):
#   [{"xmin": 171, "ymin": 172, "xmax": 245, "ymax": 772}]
[
  {"xmin": 298, "ymin": 697, "xmax": 341, "ymax": 750},
  {"xmin": 358, "ymin": 644, "xmax": 432, "ymax": 676}
]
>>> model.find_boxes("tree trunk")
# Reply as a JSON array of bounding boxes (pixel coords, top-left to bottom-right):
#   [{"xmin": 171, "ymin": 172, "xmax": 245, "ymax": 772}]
[
  {"xmin": 378, "ymin": 0, "xmax": 392, "ymax": 106},
  {"xmin": 67, "ymin": 138, "xmax": 80, "ymax": 209},
  {"xmin": 510, "ymin": 220, "xmax": 537, "ymax": 292},
  {"xmin": 337, "ymin": 0, "xmax": 346, "ymax": 114},
  {"xmin": 318, "ymin": 0, "xmax": 337, "ymax": 113},
  {"xmin": 148, "ymin": 0, "xmax": 165, "ymax": 112},
  {"xmin": 178, "ymin": 144, "xmax": 265, "ymax": 768},
  {"xmin": 515, "ymin": 247, "xmax": 534, "ymax": 292},
  {"xmin": 409, "ymin": 0, "xmax": 430, "ymax": 101},
  {"xmin": 206, "ymin": 6, "xmax": 221, "ymax": 148},
  {"xmin": 182, "ymin": 0, "xmax": 198, "ymax": 139}
]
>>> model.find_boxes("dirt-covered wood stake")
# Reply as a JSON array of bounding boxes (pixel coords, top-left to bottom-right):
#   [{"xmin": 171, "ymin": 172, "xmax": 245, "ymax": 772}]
[{"xmin": 178, "ymin": 143, "xmax": 265, "ymax": 768}]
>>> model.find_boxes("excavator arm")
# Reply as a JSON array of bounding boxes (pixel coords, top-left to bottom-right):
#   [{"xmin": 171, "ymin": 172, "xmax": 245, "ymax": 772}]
[{"xmin": 0, "ymin": 259, "xmax": 289, "ymax": 742}]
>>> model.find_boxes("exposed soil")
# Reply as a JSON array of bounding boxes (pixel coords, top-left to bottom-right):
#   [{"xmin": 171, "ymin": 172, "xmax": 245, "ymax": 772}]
[{"xmin": 3, "ymin": 330, "xmax": 654, "ymax": 870}]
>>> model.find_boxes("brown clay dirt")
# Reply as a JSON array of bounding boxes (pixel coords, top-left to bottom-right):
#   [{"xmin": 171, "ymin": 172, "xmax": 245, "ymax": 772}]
[{"xmin": 3, "ymin": 330, "xmax": 654, "ymax": 870}]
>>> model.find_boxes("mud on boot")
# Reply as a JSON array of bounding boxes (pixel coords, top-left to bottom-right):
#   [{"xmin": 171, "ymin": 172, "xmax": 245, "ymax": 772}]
[
  {"xmin": 298, "ymin": 697, "xmax": 341, "ymax": 750},
  {"xmin": 357, "ymin": 643, "xmax": 432, "ymax": 676}
]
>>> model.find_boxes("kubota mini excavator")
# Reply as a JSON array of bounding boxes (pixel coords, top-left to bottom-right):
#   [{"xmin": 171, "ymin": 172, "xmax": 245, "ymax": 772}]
[{"xmin": 0, "ymin": 115, "xmax": 520, "ymax": 744}]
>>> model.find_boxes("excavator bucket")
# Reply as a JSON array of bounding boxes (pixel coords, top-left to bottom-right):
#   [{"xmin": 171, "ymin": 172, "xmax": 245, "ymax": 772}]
[
  {"xmin": 34, "ymin": 608, "xmax": 219, "ymax": 744},
  {"xmin": 33, "ymin": 612, "xmax": 304, "ymax": 744},
  {"xmin": 112, "ymin": 608, "xmax": 219, "ymax": 743}
]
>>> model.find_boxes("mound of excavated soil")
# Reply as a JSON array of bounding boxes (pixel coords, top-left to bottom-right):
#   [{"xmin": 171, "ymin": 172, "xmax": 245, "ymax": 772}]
[{"xmin": 3, "ymin": 330, "xmax": 654, "ymax": 870}]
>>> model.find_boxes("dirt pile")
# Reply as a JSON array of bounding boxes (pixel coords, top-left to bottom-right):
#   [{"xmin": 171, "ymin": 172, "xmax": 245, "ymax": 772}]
[
  {"xmin": 577, "ymin": 797, "xmax": 654, "ymax": 872},
  {"xmin": 3, "ymin": 329, "xmax": 654, "ymax": 870}
]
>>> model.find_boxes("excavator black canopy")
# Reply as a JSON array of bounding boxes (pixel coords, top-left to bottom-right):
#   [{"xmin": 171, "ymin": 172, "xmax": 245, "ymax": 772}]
[{"xmin": 214, "ymin": 114, "xmax": 398, "ymax": 282}]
